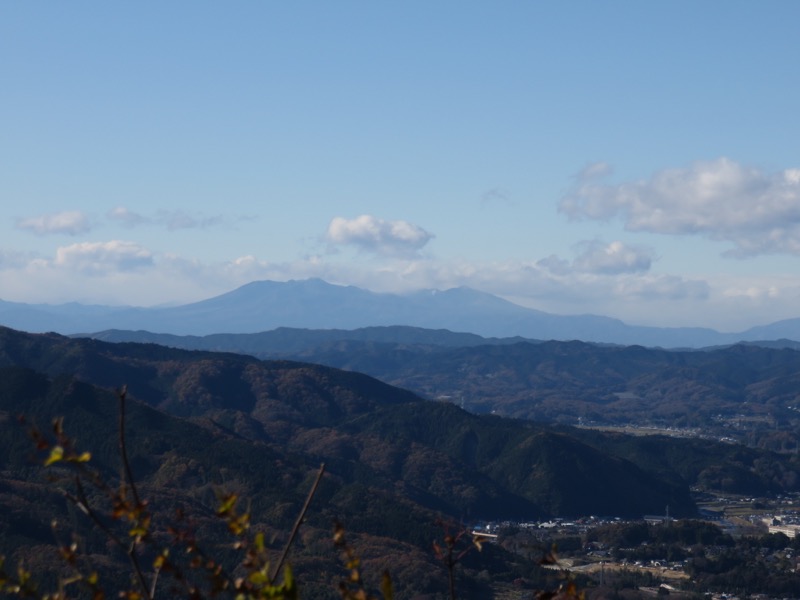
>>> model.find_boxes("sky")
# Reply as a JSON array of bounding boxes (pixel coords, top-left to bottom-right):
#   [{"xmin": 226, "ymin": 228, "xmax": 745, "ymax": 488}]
[{"xmin": 2, "ymin": 2, "xmax": 800, "ymax": 332}]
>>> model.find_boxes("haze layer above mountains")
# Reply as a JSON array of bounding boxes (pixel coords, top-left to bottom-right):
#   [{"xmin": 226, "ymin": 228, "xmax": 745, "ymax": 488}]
[{"xmin": 2, "ymin": 279, "xmax": 800, "ymax": 347}]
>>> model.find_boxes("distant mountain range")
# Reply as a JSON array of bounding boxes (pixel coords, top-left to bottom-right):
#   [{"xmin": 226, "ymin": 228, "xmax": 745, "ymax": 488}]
[{"xmin": 3, "ymin": 278, "xmax": 800, "ymax": 347}]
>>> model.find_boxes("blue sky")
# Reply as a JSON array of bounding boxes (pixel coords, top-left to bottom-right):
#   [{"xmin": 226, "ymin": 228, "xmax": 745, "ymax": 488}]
[{"xmin": 2, "ymin": 2, "xmax": 800, "ymax": 331}]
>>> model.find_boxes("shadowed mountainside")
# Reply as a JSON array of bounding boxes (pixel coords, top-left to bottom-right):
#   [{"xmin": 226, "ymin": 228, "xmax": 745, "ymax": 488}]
[
  {"xmin": 3, "ymin": 325, "xmax": 800, "ymax": 595},
  {"xmin": 82, "ymin": 327, "xmax": 800, "ymax": 449},
  {"xmin": 0, "ymin": 325, "xmax": 697, "ymax": 520}
]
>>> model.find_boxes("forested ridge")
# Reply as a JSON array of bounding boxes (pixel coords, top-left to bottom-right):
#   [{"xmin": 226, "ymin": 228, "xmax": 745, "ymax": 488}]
[{"xmin": 85, "ymin": 326, "xmax": 800, "ymax": 450}]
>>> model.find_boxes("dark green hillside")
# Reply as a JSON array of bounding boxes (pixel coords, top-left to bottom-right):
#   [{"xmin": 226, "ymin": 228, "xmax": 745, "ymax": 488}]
[
  {"xmin": 0, "ymin": 326, "xmax": 696, "ymax": 521},
  {"xmin": 0, "ymin": 366, "xmax": 309, "ymax": 517},
  {"xmin": 0, "ymin": 363, "xmax": 610, "ymax": 595},
  {"xmin": 568, "ymin": 427, "xmax": 800, "ymax": 496},
  {"xmin": 342, "ymin": 402, "xmax": 694, "ymax": 518},
  {"xmin": 0, "ymin": 326, "xmax": 420, "ymax": 424},
  {"xmin": 3, "ymin": 326, "xmax": 796, "ymax": 509},
  {"xmin": 278, "ymin": 337, "xmax": 800, "ymax": 442},
  {"xmin": 0, "ymin": 366, "xmax": 460, "ymax": 597}
]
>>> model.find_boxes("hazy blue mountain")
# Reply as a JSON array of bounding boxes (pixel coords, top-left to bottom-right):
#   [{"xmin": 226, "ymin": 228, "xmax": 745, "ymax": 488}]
[
  {"xmin": 739, "ymin": 318, "xmax": 800, "ymax": 343},
  {"xmin": 1, "ymin": 278, "xmax": 797, "ymax": 347},
  {"xmin": 0, "ymin": 298, "xmax": 125, "ymax": 333}
]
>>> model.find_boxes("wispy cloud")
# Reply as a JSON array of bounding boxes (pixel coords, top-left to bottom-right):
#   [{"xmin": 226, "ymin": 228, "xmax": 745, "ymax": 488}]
[
  {"xmin": 157, "ymin": 210, "xmax": 224, "ymax": 231},
  {"xmin": 16, "ymin": 211, "xmax": 92, "ymax": 236},
  {"xmin": 576, "ymin": 161, "xmax": 612, "ymax": 181},
  {"xmin": 480, "ymin": 187, "xmax": 514, "ymax": 208},
  {"xmin": 609, "ymin": 273, "xmax": 709, "ymax": 302},
  {"xmin": 0, "ymin": 248, "xmax": 33, "ymax": 269},
  {"xmin": 108, "ymin": 206, "xmax": 225, "ymax": 230},
  {"xmin": 326, "ymin": 215, "xmax": 434, "ymax": 258},
  {"xmin": 559, "ymin": 158, "xmax": 800, "ymax": 257}
]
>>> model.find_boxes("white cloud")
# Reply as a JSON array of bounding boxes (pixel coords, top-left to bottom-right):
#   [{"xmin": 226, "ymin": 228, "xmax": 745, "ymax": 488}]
[
  {"xmin": 536, "ymin": 240, "xmax": 654, "ymax": 276},
  {"xmin": 108, "ymin": 207, "xmax": 150, "ymax": 227},
  {"xmin": 572, "ymin": 240, "xmax": 654, "ymax": 275},
  {"xmin": 469, "ymin": 261, "xmax": 709, "ymax": 305},
  {"xmin": 326, "ymin": 215, "xmax": 434, "ymax": 258},
  {"xmin": 720, "ymin": 283, "xmax": 780, "ymax": 300},
  {"xmin": 16, "ymin": 211, "xmax": 92, "ymax": 236},
  {"xmin": 535, "ymin": 254, "xmax": 571, "ymax": 276},
  {"xmin": 610, "ymin": 273, "xmax": 709, "ymax": 301},
  {"xmin": 54, "ymin": 241, "xmax": 154, "ymax": 274},
  {"xmin": 559, "ymin": 158, "xmax": 800, "ymax": 256}
]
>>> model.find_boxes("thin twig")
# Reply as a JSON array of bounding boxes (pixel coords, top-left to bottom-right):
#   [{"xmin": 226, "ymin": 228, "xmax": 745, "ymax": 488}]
[
  {"xmin": 118, "ymin": 386, "xmax": 142, "ymax": 507},
  {"xmin": 72, "ymin": 476, "xmax": 153, "ymax": 600},
  {"xmin": 149, "ymin": 562, "xmax": 161, "ymax": 599},
  {"xmin": 71, "ymin": 476, "xmax": 124, "ymax": 548},
  {"xmin": 117, "ymin": 386, "xmax": 151, "ymax": 599},
  {"xmin": 270, "ymin": 462, "xmax": 326, "ymax": 583}
]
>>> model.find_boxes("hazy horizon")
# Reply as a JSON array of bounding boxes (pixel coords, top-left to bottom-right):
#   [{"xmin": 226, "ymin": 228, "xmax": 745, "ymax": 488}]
[{"xmin": 3, "ymin": 276, "xmax": 796, "ymax": 336}]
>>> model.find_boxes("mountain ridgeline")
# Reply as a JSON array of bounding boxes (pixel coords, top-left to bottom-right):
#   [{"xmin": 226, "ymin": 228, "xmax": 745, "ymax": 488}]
[{"xmin": 3, "ymin": 278, "xmax": 800, "ymax": 346}]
